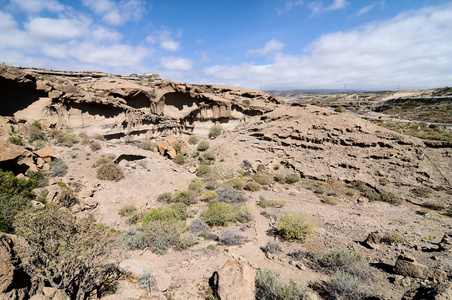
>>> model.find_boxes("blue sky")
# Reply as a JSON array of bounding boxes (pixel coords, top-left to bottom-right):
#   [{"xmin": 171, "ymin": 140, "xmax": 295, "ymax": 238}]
[{"xmin": 0, "ymin": 0, "xmax": 451, "ymax": 90}]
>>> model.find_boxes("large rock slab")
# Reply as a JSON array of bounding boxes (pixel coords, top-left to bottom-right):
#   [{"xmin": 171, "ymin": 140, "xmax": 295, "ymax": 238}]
[{"xmin": 217, "ymin": 258, "xmax": 255, "ymax": 300}]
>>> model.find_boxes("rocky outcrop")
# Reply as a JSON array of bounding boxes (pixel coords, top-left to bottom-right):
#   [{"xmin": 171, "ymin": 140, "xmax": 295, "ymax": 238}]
[
  {"xmin": 394, "ymin": 254, "xmax": 429, "ymax": 279},
  {"xmin": 217, "ymin": 258, "xmax": 256, "ymax": 300},
  {"xmin": 402, "ymin": 282, "xmax": 452, "ymax": 300}
]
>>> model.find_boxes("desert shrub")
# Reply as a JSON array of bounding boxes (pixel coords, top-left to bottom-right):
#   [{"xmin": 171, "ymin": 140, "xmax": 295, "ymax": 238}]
[
  {"xmin": 321, "ymin": 196, "xmax": 338, "ymax": 205},
  {"xmin": 168, "ymin": 203, "xmax": 189, "ymax": 220},
  {"xmin": 252, "ymin": 174, "xmax": 272, "ymax": 186},
  {"xmin": 196, "ymin": 164, "xmax": 211, "ymax": 177},
  {"xmin": 235, "ymin": 207, "xmax": 252, "ymax": 223},
  {"xmin": 350, "ymin": 180, "xmax": 381, "ymax": 201},
  {"xmin": 411, "ymin": 186, "xmax": 432, "ymax": 198},
  {"xmin": 226, "ymin": 178, "xmax": 246, "ymax": 189},
  {"xmin": 33, "ymin": 139, "xmax": 46, "ymax": 150},
  {"xmin": 244, "ymin": 181, "xmax": 261, "ymax": 191},
  {"xmin": 334, "ymin": 106, "xmax": 343, "ymax": 113},
  {"xmin": 188, "ymin": 180, "xmax": 205, "ymax": 196},
  {"xmin": 8, "ymin": 135, "xmax": 24, "ymax": 146},
  {"xmin": 143, "ymin": 221, "xmax": 183, "ymax": 254},
  {"xmin": 219, "ymin": 228, "xmax": 246, "ymax": 245},
  {"xmin": 157, "ymin": 192, "xmax": 172, "ymax": 203},
  {"xmin": 381, "ymin": 232, "xmax": 405, "ymax": 245},
  {"xmin": 423, "ymin": 201, "xmax": 445, "ymax": 211},
  {"xmin": 27, "ymin": 121, "xmax": 45, "ymax": 142},
  {"xmin": 173, "ymin": 190, "xmax": 196, "ymax": 205},
  {"xmin": 313, "ymin": 185, "xmax": 325, "ymax": 195},
  {"xmin": 47, "ymin": 129, "xmax": 65, "ymax": 143},
  {"xmin": 317, "ymin": 270, "xmax": 364, "ymax": 300},
  {"xmin": 78, "ymin": 132, "xmax": 90, "ymax": 144},
  {"xmin": 138, "ymin": 267, "xmax": 156, "ymax": 295},
  {"xmin": 273, "ymin": 164, "xmax": 280, "ymax": 170},
  {"xmin": 258, "ymin": 199, "xmax": 284, "ymax": 208},
  {"xmin": 197, "ymin": 141, "xmax": 210, "ymax": 151},
  {"xmin": 119, "ymin": 205, "xmax": 137, "ymax": 217},
  {"xmin": 315, "ymin": 248, "xmax": 362, "ymax": 271},
  {"xmin": 93, "ymin": 155, "xmax": 115, "ymax": 167},
  {"xmin": 142, "ymin": 205, "xmax": 187, "ymax": 225},
  {"xmin": 94, "ymin": 133, "xmax": 106, "ymax": 141},
  {"xmin": 261, "ymin": 211, "xmax": 277, "ymax": 221},
  {"xmin": 380, "ymin": 192, "xmax": 402, "ymax": 205},
  {"xmin": 26, "ymin": 170, "xmax": 48, "ymax": 187},
  {"xmin": 173, "ymin": 142, "xmax": 183, "ymax": 154},
  {"xmin": 62, "ymin": 133, "xmax": 78, "ymax": 147},
  {"xmin": 217, "ymin": 186, "xmax": 245, "ymax": 203},
  {"xmin": 242, "ymin": 159, "xmax": 252, "ymax": 168},
  {"xmin": 175, "ymin": 236, "xmax": 197, "ymax": 250},
  {"xmin": 416, "ymin": 208, "xmax": 429, "ymax": 215},
  {"xmin": 202, "ymin": 190, "xmax": 218, "ymax": 201},
  {"xmin": 89, "ymin": 141, "xmax": 101, "ymax": 151},
  {"xmin": 203, "ymin": 202, "xmax": 236, "ymax": 226},
  {"xmin": 140, "ymin": 139, "xmax": 156, "ymax": 151},
  {"xmin": 123, "ymin": 135, "xmax": 134, "ymax": 144},
  {"xmin": 277, "ymin": 213, "xmax": 317, "ymax": 240},
  {"xmin": 96, "ymin": 162, "xmax": 123, "ymax": 181},
  {"xmin": 261, "ymin": 240, "xmax": 281, "ymax": 254},
  {"xmin": 49, "ymin": 158, "xmax": 68, "ymax": 177},
  {"xmin": 209, "ymin": 126, "xmax": 223, "ymax": 139},
  {"xmin": 123, "ymin": 229, "xmax": 148, "ymax": 250},
  {"xmin": 56, "ymin": 187, "xmax": 78, "ymax": 208},
  {"xmin": 188, "ymin": 135, "xmax": 199, "ymax": 145},
  {"xmin": 285, "ymin": 174, "xmax": 301, "ymax": 184},
  {"xmin": 274, "ymin": 174, "xmax": 286, "ymax": 184},
  {"xmin": 173, "ymin": 154, "xmax": 186, "ymax": 165},
  {"xmin": 200, "ymin": 151, "xmax": 216, "ymax": 162},
  {"xmin": 255, "ymin": 268, "xmax": 304, "ymax": 300},
  {"xmin": 256, "ymin": 164, "xmax": 267, "ymax": 173},
  {"xmin": 207, "ymin": 244, "xmax": 216, "ymax": 250},
  {"xmin": 190, "ymin": 218, "xmax": 209, "ymax": 234}
]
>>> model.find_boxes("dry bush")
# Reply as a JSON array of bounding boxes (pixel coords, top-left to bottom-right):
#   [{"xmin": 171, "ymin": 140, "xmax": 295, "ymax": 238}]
[
  {"xmin": 209, "ymin": 126, "xmax": 223, "ymax": 139},
  {"xmin": 49, "ymin": 159, "xmax": 68, "ymax": 177},
  {"xmin": 258, "ymin": 199, "xmax": 285, "ymax": 208},
  {"xmin": 197, "ymin": 141, "xmax": 210, "ymax": 151},
  {"xmin": 314, "ymin": 248, "xmax": 362, "ymax": 271},
  {"xmin": 244, "ymin": 181, "xmax": 261, "ymax": 191},
  {"xmin": 261, "ymin": 240, "xmax": 281, "ymax": 254},
  {"xmin": 118, "ymin": 205, "xmax": 137, "ymax": 217},
  {"xmin": 321, "ymin": 196, "xmax": 338, "ymax": 205},
  {"xmin": 196, "ymin": 165, "xmax": 212, "ymax": 177},
  {"xmin": 285, "ymin": 173, "xmax": 301, "ymax": 184},
  {"xmin": 89, "ymin": 141, "xmax": 101, "ymax": 151},
  {"xmin": 277, "ymin": 213, "xmax": 317, "ymax": 240},
  {"xmin": 255, "ymin": 268, "xmax": 305, "ymax": 300},
  {"xmin": 252, "ymin": 174, "xmax": 272, "ymax": 186},
  {"xmin": 217, "ymin": 186, "xmax": 245, "ymax": 203},
  {"xmin": 140, "ymin": 139, "xmax": 156, "ymax": 151},
  {"xmin": 219, "ymin": 228, "xmax": 246, "ymax": 245},
  {"xmin": 78, "ymin": 132, "xmax": 90, "ymax": 144},
  {"xmin": 96, "ymin": 162, "xmax": 123, "ymax": 181},
  {"xmin": 157, "ymin": 192, "xmax": 172, "ymax": 203},
  {"xmin": 188, "ymin": 135, "xmax": 199, "ymax": 145},
  {"xmin": 173, "ymin": 154, "xmax": 186, "ymax": 165}
]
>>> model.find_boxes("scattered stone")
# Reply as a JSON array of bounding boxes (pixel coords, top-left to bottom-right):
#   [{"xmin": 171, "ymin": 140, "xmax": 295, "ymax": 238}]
[
  {"xmin": 432, "ymin": 269, "xmax": 447, "ymax": 283},
  {"xmin": 438, "ymin": 233, "xmax": 451, "ymax": 251}
]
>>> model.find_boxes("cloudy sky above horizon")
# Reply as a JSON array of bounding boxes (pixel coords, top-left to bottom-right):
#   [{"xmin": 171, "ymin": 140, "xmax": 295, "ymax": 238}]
[{"xmin": 0, "ymin": 0, "xmax": 451, "ymax": 91}]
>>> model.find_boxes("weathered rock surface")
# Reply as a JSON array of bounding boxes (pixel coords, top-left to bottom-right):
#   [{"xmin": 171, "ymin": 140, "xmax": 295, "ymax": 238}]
[
  {"xmin": 217, "ymin": 258, "xmax": 256, "ymax": 300},
  {"xmin": 394, "ymin": 254, "xmax": 429, "ymax": 279},
  {"xmin": 438, "ymin": 233, "xmax": 452, "ymax": 251},
  {"xmin": 402, "ymin": 282, "xmax": 452, "ymax": 300}
]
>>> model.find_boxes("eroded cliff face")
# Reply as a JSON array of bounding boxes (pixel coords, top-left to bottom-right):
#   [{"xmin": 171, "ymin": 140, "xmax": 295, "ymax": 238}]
[{"xmin": 0, "ymin": 65, "xmax": 283, "ymax": 139}]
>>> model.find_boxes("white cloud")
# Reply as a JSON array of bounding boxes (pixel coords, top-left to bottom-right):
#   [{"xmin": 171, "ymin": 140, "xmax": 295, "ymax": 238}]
[
  {"xmin": 91, "ymin": 27, "xmax": 123, "ymax": 43},
  {"xmin": 309, "ymin": 0, "xmax": 348, "ymax": 15},
  {"xmin": 147, "ymin": 29, "xmax": 181, "ymax": 52},
  {"xmin": 24, "ymin": 17, "xmax": 88, "ymax": 40},
  {"xmin": 10, "ymin": 0, "xmax": 65, "ymax": 14},
  {"xmin": 247, "ymin": 40, "xmax": 284, "ymax": 56},
  {"xmin": 161, "ymin": 57, "xmax": 193, "ymax": 70},
  {"xmin": 352, "ymin": 1, "xmax": 385, "ymax": 18},
  {"xmin": 82, "ymin": 0, "xmax": 146, "ymax": 26},
  {"xmin": 277, "ymin": 1, "xmax": 304, "ymax": 15},
  {"xmin": 203, "ymin": 4, "xmax": 452, "ymax": 90}
]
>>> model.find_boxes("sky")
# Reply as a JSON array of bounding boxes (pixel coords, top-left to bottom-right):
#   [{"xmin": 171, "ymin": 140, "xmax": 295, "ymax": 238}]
[{"xmin": 0, "ymin": 0, "xmax": 451, "ymax": 91}]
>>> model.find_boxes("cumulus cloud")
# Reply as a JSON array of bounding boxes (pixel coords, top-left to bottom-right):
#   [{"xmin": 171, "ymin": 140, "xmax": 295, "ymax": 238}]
[
  {"xmin": 247, "ymin": 40, "xmax": 284, "ymax": 56},
  {"xmin": 82, "ymin": 0, "xmax": 146, "ymax": 26},
  {"xmin": 24, "ymin": 17, "xmax": 89, "ymax": 40},
  {"xmin": 161, "ymin": 57, "xmax": 193, "ymax": 70},
  {"xmin": 277, "ymin": 1, "xmax": 304, "ymax": 15},
  {"xmin": 309, "ymin": 0, "xmax": 348, "ymax": 16},
  {"xmin": 203, "ymin": 4, "xmax": 452, "ymax": 90},
  {"xmin": 10, "ymin": 0, "xmax": 65, "ymax": 14}
]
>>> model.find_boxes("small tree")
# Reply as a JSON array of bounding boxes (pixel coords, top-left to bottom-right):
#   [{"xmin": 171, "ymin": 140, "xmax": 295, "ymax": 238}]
[{"xmin": 14, "ymin": 206, "xmax": 121, "ymax": 300}]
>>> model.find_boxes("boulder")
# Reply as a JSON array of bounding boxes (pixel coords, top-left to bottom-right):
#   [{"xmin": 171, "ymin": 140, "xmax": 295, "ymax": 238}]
[
  {"xmin": 394, "ymin": 254, "xmax": 429, "ymax": 279},
  {"xmin": 166, "ymin": 146, "xmax": 176, "ymax": 159},
  {"xmin": 166, "ymin": 135, "xmax": 177, "ymax": 146},
  {"xmin": 217, "ymin": 258, "xmax": 255, "ymax": 300},
  {"xmin": 180, "ymin": 145, "xmax": 189, "ymax": 156},
  {"xmin": 362, "ymin": 231, "xmax": 383, "ymax": 249},
  {"xmin": 438, "ymin": 233, "xmax": 451, "ymax": 251},
  {"xmin": 0, "ymin": 235, "xmax": 14, "ymax": 293},
  {"xmin": 157, "ymin": 141, "xmax": 169, "ymax": 155},
  {"xmin": 34, "ymin": 147, "xmax": 54, "ymax": 163}
]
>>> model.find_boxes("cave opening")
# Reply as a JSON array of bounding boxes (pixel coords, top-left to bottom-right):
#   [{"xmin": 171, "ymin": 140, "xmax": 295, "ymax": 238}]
[
  {"xmin": 127, "ymin": 93, "xmax": 150, "ymax": 109},
  {"xmin": 0, "ymin": 77, "xmax": 48, "ymax": 116}
]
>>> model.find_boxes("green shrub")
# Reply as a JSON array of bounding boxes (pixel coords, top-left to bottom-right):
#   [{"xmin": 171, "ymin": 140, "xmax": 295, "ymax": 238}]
[
  {"xmin": 274, "ymin": 174, "xmax": 286, "ymax": 184},
  {"xmin": 203, "ymin": 202, "xmax": 236, "ymax": 226},
  {"xmin": 140, "ymin": 139, "xmax": 156, "ymax": 151},
  {"xmin": 252, "ymin": 174, "xmax": 272, "ymax": 186},
  {"xmin": 138, "ymin": 267, "xmax": 156, "ymax": 295},
  {"xmin": 157, "ymin": 192, "xmax": 172, "ymax": 203},
  {"xmin": 244, "ymin": 181, "xmax": 261, "ymax": 191},
  {"xmin": 315, "ymin": 248, "xmax": 362, "ymax": 271},
  {"xmin": 380, "ymin": 192, "xmax": 402, "ymax": 205},
  {"xmin": 27, "ymin": 121, "xmax": 45, "ymax": 142},
  {"xmin": 321, "ymin": 196, "xmax": 338, "ymax": 205},
  {"xmin": 173, "ymin": 154, "xmax": 186, "ymax": 165},
  {"xmin": 255, "ymin": 268, "xmax": 304, "ymax": 300},
  {"xmin": 56, "ymin": 187, "xmax": 78, "ymax": 208},
  {"xmin": 207, "ymin": 244, "xmax": 216, "ymax": 250},
  {"xmin": 8, "ymin": 136, "xmax": 24, "ymax": 146},
  {"xmin": 188, "ymin": 180, "xmax": 205, "ymax": 195},
  {"xmin": 202, "ymin": 190, "xmax": 218, "ymax": 201},
  {"xmin": 196, "ymin": 164, "xmax": 211, "ymax": 177},
  {"xmin": 277, "ymin": 213, "xmax": 317, "ymax": 240},
  {"xmin": 142, "ymin": 221, "xmax": 183, "ymax": 254},
  {"xmin": 285, "ymin": 174, "xmax": 300, "ymax": 184},
  {"xmin": 201, "ymin": 152, "xmax": 216, "ymax": 162},
  {"xmin": 141, "ymin": 205, "xmax": 187, "ymax": 225},
  {"xmin": 188, "ymin": 135, "xmax": 199, "ymax": 145},
  {"xmin": 119, "ymin": 205, "xmax": 137, "ymax": 217},
  {"xmin": 173, "ymin": 190, "xmax": 196, "ymax": 205},
  {"xmin": 78, "ymin": 132, "xmax": 90, "ymax": 144},
  {"xmin": 334, "ymin": 106, "xmax": 343, "ymax": 113},
  {"xmin": 175, "ymin": 236, "xmax": 197, "ymax": 250},
  {"xmin": 89, "ymin": 141, "xmax": 101, "ymax": 151},
  {"xmin": 226, "ymin": 178, "xmax": 246, "ymax": 189},
  {"xmin": 258, "ymin": 199, "xmax": 284, "ymax": 208},
  {"xmin": 209, "ymin": 126, "xmax": 223, "ymax": 139},
  {"xmin": 93, "ymin": 155, "xmax": 115, "ymax": 167},
  {"xmin": 96, "ymin": 162, "xmax": 123, "ymax": 181},
  {"xmin": 234, "ymin": 206, "xmax": 252, "ymax": 223},
  {"xmin": 62, "ymin": 133, "xmax": 78, "ymax": 147},
  {"xmin": 261, "ymin": 240, "xmax": 281, "ymax": 254},
  {"xmin": 197, "ymin": 141, "xmax": 210, "ymax": 151}
]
